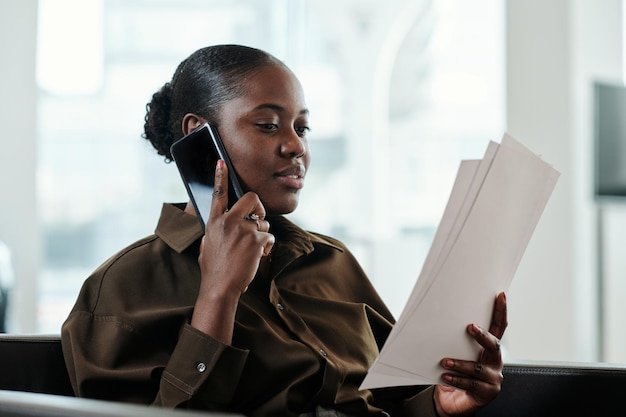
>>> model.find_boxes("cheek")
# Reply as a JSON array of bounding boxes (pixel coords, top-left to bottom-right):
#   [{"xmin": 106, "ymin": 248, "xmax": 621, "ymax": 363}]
[
  {"xmin": 225, "ymin": 139, "xmax": 259, "ymax": 169},
  {"xmin": 229, "ymin": 148, "xmax": 269, "ymax": 189}
]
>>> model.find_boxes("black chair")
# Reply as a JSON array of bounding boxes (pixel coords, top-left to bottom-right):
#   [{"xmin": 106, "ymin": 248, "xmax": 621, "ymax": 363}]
[
  {"xmin": 0, "ymin": 333, "xmax": 242, "ymax": 416},
  {"xmin": 1, "ymin": 334, "xmax": 626, "ymax": 416},
  {"xmin": 0, "ymin": 334, "xmax": 73, "ymax": 396},
  {"xmin": 477, "ymin": 361, "xmax": 626, "ymax": 417}
]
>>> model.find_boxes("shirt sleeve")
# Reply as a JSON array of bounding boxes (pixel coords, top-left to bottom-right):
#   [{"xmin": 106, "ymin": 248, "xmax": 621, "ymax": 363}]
[
  {"xmin": 399, "ymin": 386, "xmax": 439, "ymax": 417},
  {"xmin": 156, "ymin": 324, "xmax": 249, "ymax": 408},
  {"xmin": 371, "ymin": 385, "xmax": 439, "ymax": 417},
  {"xmin": 61, "ymin": 312, "xmax": 249, "ymax": 409}
]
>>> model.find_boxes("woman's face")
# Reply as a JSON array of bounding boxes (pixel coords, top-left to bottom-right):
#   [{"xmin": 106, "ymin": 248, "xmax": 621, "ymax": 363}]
[{"xmin": 217, "ymin": 64, "xmax": 311, "ymax": 215}]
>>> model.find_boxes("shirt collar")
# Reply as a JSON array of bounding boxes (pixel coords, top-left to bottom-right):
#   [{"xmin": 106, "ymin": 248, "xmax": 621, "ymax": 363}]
[
  {"xmin": 154, "ymin": 203, "xmax": 343, "ymax": 255},
  {"xmin": 155, "ymin": 203, "xmax": 204, "ymax": 253},
  {"xmin": 268, "ymin": 215, "xmax": 344, "ymax": 258}
]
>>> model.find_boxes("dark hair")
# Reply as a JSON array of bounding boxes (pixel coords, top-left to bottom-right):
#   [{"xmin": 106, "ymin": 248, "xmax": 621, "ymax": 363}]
[{"xmin": 143, "ymin": 44, "xmax": 284, "ymax": 161}]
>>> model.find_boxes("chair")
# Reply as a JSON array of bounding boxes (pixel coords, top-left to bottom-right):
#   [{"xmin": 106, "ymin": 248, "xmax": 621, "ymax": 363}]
[
  {"xmin": 476, "ymin": 360, "xmax": 626, "ymax": 417},
  {"xmin": 0, "ymin": 333, "xmax": 242, "ymax": 416},
  {"xmin": 2, "ymin": 333, "xmax": 626, "ymax": 416},
  {"xmin": 0, "ymin": 334, "xmax": 73, "ymax": 396}
]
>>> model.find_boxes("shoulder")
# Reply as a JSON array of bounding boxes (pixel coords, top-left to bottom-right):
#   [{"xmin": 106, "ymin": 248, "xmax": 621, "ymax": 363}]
[
  {"xmin": 71, "ymin": 233, "xmax": 198, "ymax": 314},
  {"xmin": 93, "ymin": 234, "xmax": 168, "ymax": 278},
  {"xmin": 307, "ymin": 231, "xmax": 348, "ymax": 251}
]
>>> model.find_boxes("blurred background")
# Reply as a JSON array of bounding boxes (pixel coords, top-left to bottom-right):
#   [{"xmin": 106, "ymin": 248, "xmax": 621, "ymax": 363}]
[{"xmin": 1, "ymin": 0, "xmax": 626, "ymax": 365}]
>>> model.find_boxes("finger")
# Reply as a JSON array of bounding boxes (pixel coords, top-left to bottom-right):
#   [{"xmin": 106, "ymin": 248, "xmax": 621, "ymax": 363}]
[
  {"xmin": 243, "ymin": 197, "xmax": 267, "ymax": 222},
  {"xmin": 242, "ymin": 213, "xmax": 272, "ymax": 233},
  {"xmin": 246, "ymin": 213, "xmax": 261, "ymax": 221},
  {"xmin": 441, "ymin": 358, "xmax": 502, "ymax": 383},
  {"xmin": 244, "ymin": 214, "xmax": 261, "ymax": 231},
  {"xmin": 442, "ymin": 372, "xmax": 490, "ymax": 390},
  {"xmin": 198, "ymin": 235, "xmax": 206, "ymax": 263},
  {"xmin": 468, "ymin": 323, "xmax": 502, "ymax": 359},
  {"xmin": 441, "ymin": 372, "xmax": 502, "ymax": 404},
  {"xmin": 257, "ymin": 219, "xmax": 271, "ymax": 233},
  {"xmin": 488, "ymin": 292, "xmax": 508, "ymax": 339},
  {"xmin": 209, "ymin": 160, "xmax": 229, "ymax": 219},
  {"xmin": 262, "ymin": 234, "xmax": 275, "ymax": 257}
]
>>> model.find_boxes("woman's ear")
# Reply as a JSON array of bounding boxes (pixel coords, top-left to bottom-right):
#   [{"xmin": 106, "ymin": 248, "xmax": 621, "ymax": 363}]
[{"xmin": 181, "ymin": 113, "xmax": 205, "ymax": 136}]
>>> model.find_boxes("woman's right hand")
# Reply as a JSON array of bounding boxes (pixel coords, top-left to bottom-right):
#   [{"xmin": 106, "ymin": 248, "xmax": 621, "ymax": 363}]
[{"xmin": 191, "ymin": 159, "xmax": 275, "ymax": 343}]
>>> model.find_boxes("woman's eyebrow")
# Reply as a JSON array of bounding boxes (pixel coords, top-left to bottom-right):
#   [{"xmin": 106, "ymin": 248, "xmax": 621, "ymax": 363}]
[{"xmin": 251, "ymin": 103, "xmax": 309, "ymax": 116}]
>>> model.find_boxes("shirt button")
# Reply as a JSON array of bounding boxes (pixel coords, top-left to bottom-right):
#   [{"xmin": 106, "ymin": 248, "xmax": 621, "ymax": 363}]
[
  {"xmin": 319, "ymin": 349, "xmax": 328, "ymax": 357},
  {"xmin": 196, "ymin": 362, "xmax": 206, "ymax": 373},
  {"xmin": 276, "ymin": 303, "xmax": 285, "ymax": 311}
]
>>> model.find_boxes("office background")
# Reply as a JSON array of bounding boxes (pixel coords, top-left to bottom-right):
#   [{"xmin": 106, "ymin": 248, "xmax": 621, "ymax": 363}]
[{"xmin": 1, "ymin": 0, "xmax": 625, "ymax": 366}]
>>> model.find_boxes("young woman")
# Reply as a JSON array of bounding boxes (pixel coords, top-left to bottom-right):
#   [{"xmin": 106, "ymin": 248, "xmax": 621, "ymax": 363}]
[{"xmin": 62, "ymin": 44, "xmax": 507, "ymax": 417}]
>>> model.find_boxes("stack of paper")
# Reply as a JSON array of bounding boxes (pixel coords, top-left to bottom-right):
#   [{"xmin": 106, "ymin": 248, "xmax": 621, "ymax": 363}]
[{"xmin": 360, "ymin": 133, "xmax": 560, "ymax": 389}]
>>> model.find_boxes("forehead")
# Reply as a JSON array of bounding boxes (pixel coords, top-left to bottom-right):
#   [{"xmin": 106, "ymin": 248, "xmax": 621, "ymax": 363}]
[{"xmin": 236, "ymin": 64, "xmax": 307, "ymax": 110}]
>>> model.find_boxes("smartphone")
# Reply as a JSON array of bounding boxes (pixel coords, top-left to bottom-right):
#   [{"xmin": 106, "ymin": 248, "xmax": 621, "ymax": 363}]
[{"xmin": 170, "ymin": 123, "xmax": 244, "ymax": 230}]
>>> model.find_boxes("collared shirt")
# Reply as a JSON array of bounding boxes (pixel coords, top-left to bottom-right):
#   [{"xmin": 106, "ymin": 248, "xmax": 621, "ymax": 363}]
[{"xmin": 62, "ymin": 203, "xmax": 437, "ymax": 417}]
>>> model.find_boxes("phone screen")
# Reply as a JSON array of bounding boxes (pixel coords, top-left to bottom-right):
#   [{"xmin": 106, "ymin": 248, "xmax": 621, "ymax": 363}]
[{"xmin": 170, "ymin": 123, "xmax": 243, "ymax": 230}]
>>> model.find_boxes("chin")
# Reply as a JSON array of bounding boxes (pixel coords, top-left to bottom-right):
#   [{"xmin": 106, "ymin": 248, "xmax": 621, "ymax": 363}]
[{"xmin": 265, "ymin": 198, "xmax": 300, "ymax": 216}]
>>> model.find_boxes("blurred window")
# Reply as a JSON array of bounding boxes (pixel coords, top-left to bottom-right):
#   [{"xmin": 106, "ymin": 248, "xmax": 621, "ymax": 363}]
[{"xmin": 36, "ymin": 0, "xmax": 504, "ymax": 332}]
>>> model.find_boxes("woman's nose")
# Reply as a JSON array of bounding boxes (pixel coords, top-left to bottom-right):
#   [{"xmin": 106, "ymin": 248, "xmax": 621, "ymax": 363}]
[{"xmin": 280, "ymin": 130, "xmax": 306, "ymax": 158}]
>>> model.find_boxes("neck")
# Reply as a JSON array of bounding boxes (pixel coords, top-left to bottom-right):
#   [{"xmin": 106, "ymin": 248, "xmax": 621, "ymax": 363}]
[{"xmin": 184, "ymin": 201, "xmax": 196, "ymax": 216}]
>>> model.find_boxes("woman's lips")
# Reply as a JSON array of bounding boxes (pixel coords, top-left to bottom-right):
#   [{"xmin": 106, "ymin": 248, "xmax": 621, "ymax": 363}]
[{"xmin": 274, "ymin": 165, "xmax": 306, "ymax": 189}]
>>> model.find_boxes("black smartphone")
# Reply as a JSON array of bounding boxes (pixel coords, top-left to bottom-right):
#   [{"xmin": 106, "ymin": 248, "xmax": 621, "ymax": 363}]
[{"xmin": 170, "ymin": 123, "xmax": 244, "ymax": 230}]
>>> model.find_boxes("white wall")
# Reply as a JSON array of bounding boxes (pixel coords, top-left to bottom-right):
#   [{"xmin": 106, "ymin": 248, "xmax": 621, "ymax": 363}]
[
  {"xmin": 0, "ymin": 0, "xmax": 40, "ymax": 332},
  {"xmin": 505, "ymin": 0, "xmax": 623, "ymax": 362}
]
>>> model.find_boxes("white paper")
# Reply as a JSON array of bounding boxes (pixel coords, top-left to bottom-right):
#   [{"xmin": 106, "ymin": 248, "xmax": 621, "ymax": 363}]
[{"xmin": 360, "ymin": 133, "xmax": 560, "ymax": 390}]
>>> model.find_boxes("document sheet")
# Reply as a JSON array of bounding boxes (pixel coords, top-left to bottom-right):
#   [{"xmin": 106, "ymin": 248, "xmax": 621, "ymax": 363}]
[{"xmin": 360, "ymin": 133, "xmax": 560, "ymax": 389}]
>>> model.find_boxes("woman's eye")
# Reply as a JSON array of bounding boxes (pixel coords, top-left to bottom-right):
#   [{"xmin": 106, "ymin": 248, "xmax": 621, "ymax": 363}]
[
  {"xmin": 295, "ymin": 126, "xmax": 311, "ymax": 137},
  {"xmin": 257, "ymin": 123, "xmax": 278, "ymax": 132}
]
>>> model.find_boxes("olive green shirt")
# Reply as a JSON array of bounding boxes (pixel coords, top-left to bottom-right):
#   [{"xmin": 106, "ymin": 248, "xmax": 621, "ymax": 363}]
[{"xmin": 61, "ymin": 203, "xmax": 437, "ymax": 417}]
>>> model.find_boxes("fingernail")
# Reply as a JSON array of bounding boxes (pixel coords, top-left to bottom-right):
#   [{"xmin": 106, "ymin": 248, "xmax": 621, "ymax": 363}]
[
  {"xmin": 472, "ymin": 323, "xmax": 481, "ymax": 334},
  {"xmin": 443, "ymin": 374, "xmax": 453, "ymax": 383},
  {"xmin": 216, "ymin": 159, "xmax": 224, "ymax": 171},
  {"xmin": 445, "ymin": 359, "xmax": 454, "ymax": 368}
]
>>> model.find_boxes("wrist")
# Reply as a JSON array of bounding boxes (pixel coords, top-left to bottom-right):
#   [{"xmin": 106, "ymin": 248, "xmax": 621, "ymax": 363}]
[{"xmin": 191, "ymin": 284, "xmax": 241, "ymax": 344}]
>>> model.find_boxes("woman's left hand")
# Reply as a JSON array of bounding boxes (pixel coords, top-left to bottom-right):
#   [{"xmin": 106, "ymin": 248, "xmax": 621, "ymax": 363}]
[{"xmin": 434, "ymin": 292, "xmax": 508, "ymax": 417}]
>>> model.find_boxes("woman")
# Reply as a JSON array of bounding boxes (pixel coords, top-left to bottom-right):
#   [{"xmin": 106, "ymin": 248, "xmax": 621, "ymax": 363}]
[{"xmin": 61, "ymin": 44, "xmax": 507, "ymax": 417}]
